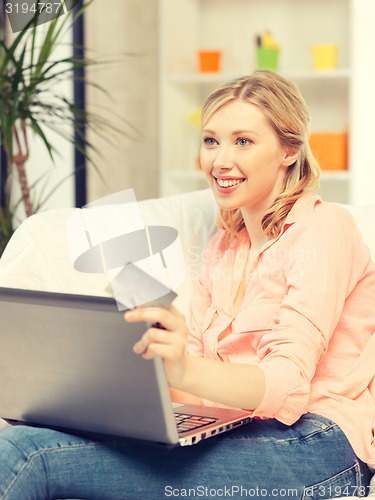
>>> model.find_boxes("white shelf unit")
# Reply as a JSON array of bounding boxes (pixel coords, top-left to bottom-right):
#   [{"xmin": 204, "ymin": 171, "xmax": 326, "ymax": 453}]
[{"xmin": 159, "ymin": 0, "xmax": 375, "ymax": 206}]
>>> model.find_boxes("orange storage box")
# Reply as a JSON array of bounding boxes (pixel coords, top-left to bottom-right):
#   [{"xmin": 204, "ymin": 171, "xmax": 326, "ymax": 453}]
[
  {"xmin": 309, "ymin": 131, "xmax": 348, "ymax": 170},
  {"xmin": 197, "ymin": 50, "xmax": 222, "ymax": 73}
]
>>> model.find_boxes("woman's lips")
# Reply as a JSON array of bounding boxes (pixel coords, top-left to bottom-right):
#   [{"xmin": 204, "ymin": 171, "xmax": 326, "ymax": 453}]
[{"xmin": 214, "ymin": 176, "xmax": 245, "ymax": 193}]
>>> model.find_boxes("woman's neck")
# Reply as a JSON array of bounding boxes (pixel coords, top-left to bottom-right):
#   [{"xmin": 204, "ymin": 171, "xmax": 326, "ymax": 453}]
[{"xmin": 241, "ymin": 209, "xmax": 271, "ymax": 252}]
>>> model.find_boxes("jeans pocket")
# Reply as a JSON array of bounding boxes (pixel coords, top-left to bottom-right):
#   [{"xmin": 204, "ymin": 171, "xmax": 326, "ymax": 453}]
[
  {"xmin": 297, "ymin": 414, "xmax": 337, "ymax": 437},
  {"xmin": 302, "ymin": 463, "xmax": 362, "ymax": 499}
]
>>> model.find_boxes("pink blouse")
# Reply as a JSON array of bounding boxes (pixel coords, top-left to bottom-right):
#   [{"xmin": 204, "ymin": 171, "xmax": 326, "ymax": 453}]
[{"xmin": 187, "ymin": 192, "xmax": 375, "ymax": 465}]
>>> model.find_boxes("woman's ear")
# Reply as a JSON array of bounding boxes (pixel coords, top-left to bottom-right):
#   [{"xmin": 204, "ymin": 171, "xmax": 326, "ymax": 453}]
[{"xmin": 281, "ymin": 149, "xmax": 300, "ymax": 168}]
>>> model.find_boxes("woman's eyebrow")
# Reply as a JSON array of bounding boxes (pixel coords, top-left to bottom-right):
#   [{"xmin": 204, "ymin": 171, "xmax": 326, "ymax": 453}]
[
  {"xmin": 201, "ymin": 129, "xmax": 259, "ymax": 136},
  {"xmin": 231, "ymin": 129, "xmax": 259, "ymax": 137}
]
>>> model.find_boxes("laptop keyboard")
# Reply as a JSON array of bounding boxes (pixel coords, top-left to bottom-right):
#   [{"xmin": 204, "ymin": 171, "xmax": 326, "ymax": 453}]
[{"xmin": 175, "ymin": 412, "xmax": 219, "ymax": 434}]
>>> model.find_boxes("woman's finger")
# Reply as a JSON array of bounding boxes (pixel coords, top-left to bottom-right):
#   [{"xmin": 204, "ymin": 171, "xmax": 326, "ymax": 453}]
[
  {"xmin": 124, "ymin": 306, "xmax": 180, "ymax": 331},
  {"xmin": 133, "ymin": 327, "xmax": 172, "ymax": 354},
  {"xmin": 141, "ymin": 343, "xmax": 184, "ymax": 361}
]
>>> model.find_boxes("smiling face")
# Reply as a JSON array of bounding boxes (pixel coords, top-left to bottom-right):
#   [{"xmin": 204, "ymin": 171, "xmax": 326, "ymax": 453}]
[{"xmin": 200, "ymin": 99, "xmax": 298, "ymax": 219}]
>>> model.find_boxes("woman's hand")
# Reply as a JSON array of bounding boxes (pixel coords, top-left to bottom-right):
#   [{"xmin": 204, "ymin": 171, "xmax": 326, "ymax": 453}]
[
  {"xmin": 125, "ymin": 305, "xmax": 265, "ymax": 409},
  {"xmin": 124, "ymin": 305, "xmax": 189, "ymax": 389}
]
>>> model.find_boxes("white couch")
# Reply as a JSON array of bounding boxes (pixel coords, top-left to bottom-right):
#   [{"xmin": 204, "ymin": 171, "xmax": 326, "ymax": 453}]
[{"xmin": 1, "ymin": 188, "xmax": 375, "ymax": 496}]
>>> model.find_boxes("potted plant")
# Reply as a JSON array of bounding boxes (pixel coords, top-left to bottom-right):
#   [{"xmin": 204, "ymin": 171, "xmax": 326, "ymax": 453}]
[{"xmin": 0, "ymin": 1, "xmax": 119, "ymax": 255}]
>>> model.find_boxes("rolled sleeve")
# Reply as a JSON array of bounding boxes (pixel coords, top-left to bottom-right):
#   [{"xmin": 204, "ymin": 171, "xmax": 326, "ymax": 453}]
[{"xmin": 252, "ymin": 204, "xmax": 371, "ymax": 423}]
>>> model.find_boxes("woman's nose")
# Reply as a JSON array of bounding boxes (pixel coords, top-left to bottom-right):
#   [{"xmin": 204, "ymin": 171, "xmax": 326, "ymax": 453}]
[{"xmin": 213, "ymin": 146, "xmax": 235, "ymax": 170}]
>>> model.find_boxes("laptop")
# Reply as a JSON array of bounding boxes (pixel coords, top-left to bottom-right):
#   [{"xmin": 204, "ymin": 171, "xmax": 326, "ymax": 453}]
[{"xmin": 0, "ymin": 287, "xmax": 251, "ymax": 447}]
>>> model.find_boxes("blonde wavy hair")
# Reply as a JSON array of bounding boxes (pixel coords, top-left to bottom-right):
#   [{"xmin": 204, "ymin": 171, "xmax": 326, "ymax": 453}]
[{"xmin": 200, "ymin": 70, "xmax": 321, "ymax": 241}]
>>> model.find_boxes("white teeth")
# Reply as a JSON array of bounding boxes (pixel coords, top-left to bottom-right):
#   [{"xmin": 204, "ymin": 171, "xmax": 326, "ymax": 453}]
[{"xmin": 216, "ymin": 178, "xmax": 243, "ymax": 187}]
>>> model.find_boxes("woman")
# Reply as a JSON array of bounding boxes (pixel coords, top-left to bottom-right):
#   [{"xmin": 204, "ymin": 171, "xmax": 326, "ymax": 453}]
[{"xmin": 0, "ymin": 70, "xmax": 374, "ymax": 499}]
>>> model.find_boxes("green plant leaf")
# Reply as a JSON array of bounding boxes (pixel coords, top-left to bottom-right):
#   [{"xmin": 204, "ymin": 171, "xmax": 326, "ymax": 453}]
[{"xmin": 28, "ymin": 115, "xmax": 54, "ymax": 162}]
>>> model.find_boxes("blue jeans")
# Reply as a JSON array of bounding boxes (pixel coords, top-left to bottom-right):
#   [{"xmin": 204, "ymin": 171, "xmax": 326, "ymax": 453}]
[{"xmin": 0, "ymin": 414, "xmax": 371, "ymax": 500}]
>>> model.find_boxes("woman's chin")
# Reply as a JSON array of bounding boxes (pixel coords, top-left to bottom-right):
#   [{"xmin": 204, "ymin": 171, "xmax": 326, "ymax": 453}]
[{"xmin": 213, "ymin": 196, "xmax": 240, "ymax": 212}]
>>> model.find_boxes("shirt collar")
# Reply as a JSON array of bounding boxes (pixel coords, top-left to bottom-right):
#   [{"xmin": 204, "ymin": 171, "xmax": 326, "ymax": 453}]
[
  {"xmin": 283, "ymin": 192, "xmax": 322, "ymax": 227},
  {"xmin": 252, "ymin": 192, "xmax": 322, "ymax": 256},
  {"xmin": 236, "ymin": 192, "xmax": 322, "ymax": 254}
]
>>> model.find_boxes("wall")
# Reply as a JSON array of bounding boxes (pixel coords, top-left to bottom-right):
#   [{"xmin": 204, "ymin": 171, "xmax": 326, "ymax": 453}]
[
  {"xmin": 349, "ymin": 0, "xmax": 375, "ymax": 205},
  {"xmin": 84, "ymin": 0, "xmax": 159, "ymax": 203}
]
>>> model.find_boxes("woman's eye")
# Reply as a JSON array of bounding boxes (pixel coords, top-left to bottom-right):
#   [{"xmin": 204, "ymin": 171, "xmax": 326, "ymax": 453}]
[
  {"xmin": 237, "ymin": 137, "xmax": 252, "ymax": 146},
  {"xmin": 203, "ymin": 137, "xmax": 217, "ymax": 146}
]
